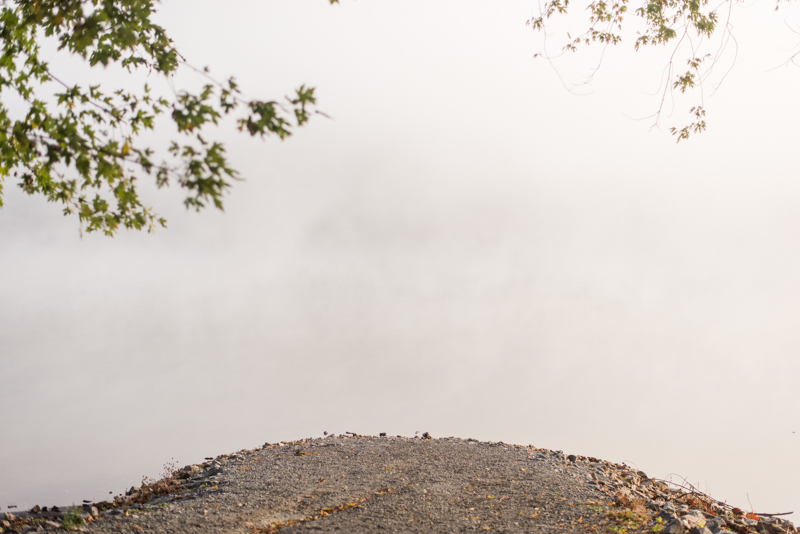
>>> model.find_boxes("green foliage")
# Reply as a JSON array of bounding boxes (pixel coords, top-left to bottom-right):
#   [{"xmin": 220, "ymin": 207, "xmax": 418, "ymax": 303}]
[
  {"xmin": 0, "ymin": 0, "xmax": 338, "ymax": 235},
  {"xmin": 528, "ymin": 0, "xmax": 753, "ymax": 141},
  {"xmin": 61, "ymin": 505, "xmax": 84, "ymax": 530}
]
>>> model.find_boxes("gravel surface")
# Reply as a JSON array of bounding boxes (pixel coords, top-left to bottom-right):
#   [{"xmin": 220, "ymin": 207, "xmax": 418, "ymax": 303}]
[{"xmin": 2, "ymin": 435, "xmax": 795, "ymax": 534}]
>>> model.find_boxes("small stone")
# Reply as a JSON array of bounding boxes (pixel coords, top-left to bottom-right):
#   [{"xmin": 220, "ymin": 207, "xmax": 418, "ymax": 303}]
[
  {"xmin": 379, "ymin": 433, "xmax": 387, "ymax": 437},
  {"xmin": 178, "ymin": 465, "xmax": 201, "ymax": 479},
  {"xmin": 30, "ymin": 505, "xmax": 41, "ymax": 513},
  {"xmin": 43, "ymin": 521, "xmax": 62, "ymax": 529},
  {"xmin": 1, "ymin": 519, "xmax": 10, "ymax": 528},
  {"xmin": 663, "ymin": 502, "xmax": 677, "ymax": 513},
  {"xmin": 90, "ymin": 507, "xmax": 99, "ymax": 519},
  {"xmin": 127, "ymin": 486, "xmax": 138, "ymax": 496},
  {"xmin": 50, "ymin": 506, "xmax": 59, "ymax": 513},
  {"xmin": 706, "ymin": 518, "xmax": 727, "ymax": 533},
  {"xmin": 422, "ymin": 432, "xmax": 431, "ymax": 439},
  {"xmin": 568, "ymin": 455, "xmax": 577, "ymax": 462},
  {"xmin": 3, "ymin": 513, "xmax": 15, "ymax": 521},
  {"xmin": 664, "ymin": 519, "xmax": 686, "ymax": 534},
  {"xmin": 683, "ymin": 511, "xmax": 706, "ymax": 529}
]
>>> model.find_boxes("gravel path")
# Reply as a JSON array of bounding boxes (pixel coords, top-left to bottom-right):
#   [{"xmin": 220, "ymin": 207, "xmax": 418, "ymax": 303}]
[{"xmin": 2, "ymin": 435, "xmax": 796, "ymax": 534}]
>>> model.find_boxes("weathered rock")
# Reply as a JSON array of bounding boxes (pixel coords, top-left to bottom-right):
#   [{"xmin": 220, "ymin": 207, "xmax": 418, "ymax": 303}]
[
  {"xmin": 683, "ymin": 510, "xmax": 707, "ymax": 529},
  {"xmin": 2, "ymin": 513, "xmax": 15, "ymax": 521},
  {"xmin": 568, "ymin": 454, "xmax": 577, "ymax": 462},
  {"xmin": 422, "ymin": 432, "xmax": 432, "ymax": 439},
  {"xmin": 665, "ymin": 519, "xmax": 686, "ymax": 534},
  {"xmin": 646, "ymin": 499, "xmax": 661, "ymax": 512},
  {"xmin": 706, "ymin": 517, "xmax": 727, "ymax": 532},
  {"xmin": 42, "ymin": 521, "xmax": 61, "ymax": 529},
  {"xmin": 178, "ymin": 465, "xmax": 201, "ymax": 479},
  {"xmin": 29, "ymin": 505, "xmax": 40, "ymax": 513}
]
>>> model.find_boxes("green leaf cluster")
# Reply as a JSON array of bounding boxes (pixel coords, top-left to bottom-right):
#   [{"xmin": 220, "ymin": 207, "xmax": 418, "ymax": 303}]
[{"xmin": 0, "ymin": 0, "xmax": 338, "ymax": 235}]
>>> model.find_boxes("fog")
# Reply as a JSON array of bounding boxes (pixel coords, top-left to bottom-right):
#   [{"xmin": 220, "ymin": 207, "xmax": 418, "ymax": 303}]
[{"xmin": 1, "ymin": 0, "xmax": 799, "ymax": 515}]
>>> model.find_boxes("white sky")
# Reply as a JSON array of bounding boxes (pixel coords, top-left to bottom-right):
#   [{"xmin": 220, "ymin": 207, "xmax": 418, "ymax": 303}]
[{"xmin": 1, "ymin": 0, "xmax": 800, "ymax": 514}]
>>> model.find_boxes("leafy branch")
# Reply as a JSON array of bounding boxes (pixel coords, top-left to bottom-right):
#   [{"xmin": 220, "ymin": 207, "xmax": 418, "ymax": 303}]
[
  {"xmin": 527, "ymin": 0, "xmax": 745, "ymax": 141},
  {"xmin": 0, "ymin": 0, "xmax": 338, "ymax": 235}
]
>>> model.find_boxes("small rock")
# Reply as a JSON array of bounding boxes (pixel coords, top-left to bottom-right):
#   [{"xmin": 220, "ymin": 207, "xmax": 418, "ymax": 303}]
[
  {"xmin": 43, "ymin": 521, "xmax": 61, "ymax": 529},
  {"xmin": 127, "ymin": 486, "xmax": 139, "ymax": 496},
  {"xmin": 379, "ymin": 433, "xmax": 387, "ymax": 437},
  {"xmin": 683, "ymin": 514, "xmax": 707, "ymax": 530},
  {"xmin": 50, "ymin": 506, "xmax": 59, "ymax": 513},
  {"xmin": 664, "ymin": 519, "xmax": 686, "ymax": 534},
  {"xmin": 178, "ymin": 465, "xmax": 201, "ymax": 479},
  {"xmin": 646, "ymin": 499, "xmax": 661, "ymax": 512},
  {"xmin": 1, "ymin": 519, "xmax": 10, "ymax": 528},
  {"xmin": 90, "ymin": 507, "xmax": 99, "ymax": 519},
  {"xmin": 3, "ymin": 513, "xmax": 14, "ymax": 521},
  {"xmin": 706, "ymin": 517, "xmax": 727, "ymax": 533},
  {"xmin": 422, "ymin": 432, "xmax": 431, "ymax": 439},
  {"xmin": 30, "ymin": 505, "xmax": 40, "ymax": 513},
  {"xmin": 567, "ymin": 454, "xmax": 577, "ymax": 462}
]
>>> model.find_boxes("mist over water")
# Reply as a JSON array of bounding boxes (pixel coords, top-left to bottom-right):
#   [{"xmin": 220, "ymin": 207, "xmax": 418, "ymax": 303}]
[{"xmin": 2, "ymin": 0, "xmax": 800, "ymax": 515}]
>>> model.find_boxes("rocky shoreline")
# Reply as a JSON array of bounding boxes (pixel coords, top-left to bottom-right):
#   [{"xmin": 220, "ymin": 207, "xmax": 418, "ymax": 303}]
[{"xmin": 1, "ymin": 434, "xmax": 795, "ymax": 533}]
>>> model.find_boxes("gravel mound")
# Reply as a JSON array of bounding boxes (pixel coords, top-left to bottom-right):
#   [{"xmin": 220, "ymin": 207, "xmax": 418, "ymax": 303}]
[{"xmin": 2, "ymin": 435, "xmax": 795, "ymax": 534}]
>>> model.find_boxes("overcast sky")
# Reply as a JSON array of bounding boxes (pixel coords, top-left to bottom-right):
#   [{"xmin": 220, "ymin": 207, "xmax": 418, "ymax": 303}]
[{"xmin": 2, "ymin": 0, "xmax": 800, "ymax": 514}]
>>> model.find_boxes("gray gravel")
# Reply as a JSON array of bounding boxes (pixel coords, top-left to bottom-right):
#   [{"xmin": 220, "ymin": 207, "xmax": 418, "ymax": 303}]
[{"xmin": 3, "ymin": 435, "xmax": 795, "ymax": 534}]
